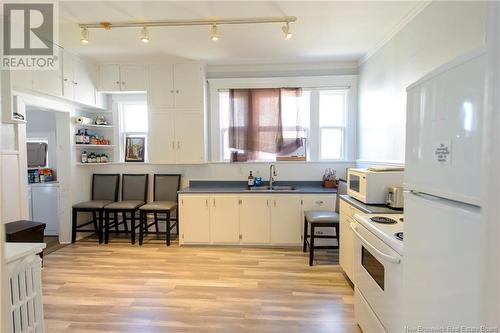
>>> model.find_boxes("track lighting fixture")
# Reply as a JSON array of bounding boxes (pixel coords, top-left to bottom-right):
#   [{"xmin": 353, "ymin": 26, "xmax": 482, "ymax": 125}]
[
  {"xmin": 78, "ymin": 16, "xmax": 297, "ymax": 43},
  {"xmin": 140, "ymin": 27, "xmax": 149, "ymax": 43},
  {"xmin": 282, "ymin": 22, "xmax": 292, "ymax": 39},
  {"xmin": 210, "ymin": 24, "xmax": 219, "ymax": 41},
  {"xmin": 80, "ymin": 27, "xmax": 89, "ymax": 44}
]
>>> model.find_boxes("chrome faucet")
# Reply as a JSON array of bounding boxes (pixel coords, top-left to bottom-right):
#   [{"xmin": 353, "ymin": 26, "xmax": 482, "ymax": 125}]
[{"xmin": 269, "ymin": 164, "xmax": 277, "ymax": 189}]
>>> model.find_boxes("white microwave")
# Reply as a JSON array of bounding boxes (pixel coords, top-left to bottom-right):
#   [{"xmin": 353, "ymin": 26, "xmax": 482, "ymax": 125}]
[{"xmin": 347, "ymin": 168, "xmax": 404, "ymax": 204}]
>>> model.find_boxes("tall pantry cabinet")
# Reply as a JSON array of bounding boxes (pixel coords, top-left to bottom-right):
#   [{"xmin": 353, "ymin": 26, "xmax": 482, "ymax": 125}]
[{"xmin": 147, "ymin": 63, "xmax": 206, "ymax": 164}]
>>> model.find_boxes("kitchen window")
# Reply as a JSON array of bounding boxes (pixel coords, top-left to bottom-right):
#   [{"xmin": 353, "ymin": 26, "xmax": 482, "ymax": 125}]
[
  {"xmin": 119, "ymin": 101, "xmax": 148, "ymax": 161},
  {"xmin": 215, "ymin": 86, "xmax": 351, "ymax": 162}
]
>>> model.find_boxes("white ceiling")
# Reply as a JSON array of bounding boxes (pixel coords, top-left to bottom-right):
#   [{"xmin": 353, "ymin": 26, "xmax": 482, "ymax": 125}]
[{"xmin": 59, "ymin": 1, "xmax": 424, "ymax": 65}]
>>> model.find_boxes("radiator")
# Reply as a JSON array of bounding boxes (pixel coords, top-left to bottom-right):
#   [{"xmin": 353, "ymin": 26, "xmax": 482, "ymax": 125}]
[{"xmin": 6, "ymin": 246, "xmax": 45, "ymax": 333}]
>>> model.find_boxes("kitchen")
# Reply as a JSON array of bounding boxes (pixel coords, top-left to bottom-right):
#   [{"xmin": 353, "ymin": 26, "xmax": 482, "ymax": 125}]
[{"xmin": 0, "ymin": 1, "xmax": 499, "ymax": 333}]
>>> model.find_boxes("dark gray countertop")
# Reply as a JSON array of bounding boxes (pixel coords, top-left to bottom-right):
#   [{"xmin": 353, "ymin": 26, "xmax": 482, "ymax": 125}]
[
  {"xmin": 339, "ymin": 194, "xmax": 403, "ymax": 214},
  {"xmin": 178, "ymin": 181, "xmax": 337, "ymax": 194}
]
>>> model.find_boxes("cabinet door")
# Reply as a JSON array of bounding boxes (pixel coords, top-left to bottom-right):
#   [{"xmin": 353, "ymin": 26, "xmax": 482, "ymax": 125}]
[
  {"xmin": 173, "ymin": 63, "xmax": 203, "ymax": 108},
  {"xmin": 120, "ymin": 65, "xmax": 147, "ymax": 91},
  {"xmin": 179, "ymin": 195, "xmax": 210, "ymax": 244},
  {"xmin": 74, "ymin": 57, "xmax": 97, "ymax": 105},
  {"xmin": 270, "ymin": 196, "xmax": 302, "ymax": 245},
  {"xmin": 339, "ymin": 214, "xmax": 355, "ymax": 281},
  {"xmin": 148, "ymin": 112, "xmax": 175, "ymax": 164},
  {"xmin": 174, "ymin": 111, "xmax": 205, "ymax": 164},
  {"xmin": 239, "ymin": 195, "xmax": 270, "ymax": 244},
  {"xmin": 209, "ymin": 195, "xmax": 239, "ymax": 244},
  {"xmin": 99, "ymin": 64, "xmax": 121, "ymax": 91},
  {"xmin": 62, "ymin": 50, "xmax": 74, "ymax": 99},
  {"xmin": 148, "ymin": 64, "xmax": 174, "ymax": 108},
  {"xmin": 33, "ymin": 47, "xmax": 63, "ymax": 97}
]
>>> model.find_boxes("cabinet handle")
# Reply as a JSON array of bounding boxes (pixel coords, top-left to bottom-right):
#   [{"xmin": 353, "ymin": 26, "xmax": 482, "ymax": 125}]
[
  {"xmin": 315, "ymin": 200, "xmax": 324, "ymax": 205},
  {"xmin": 205, "ymin": 199, "xmax": 208, "ymax": 207},
  {"xmin": 63, "ymin": 78, "xmax": 68, "ymax": 82},
  {"xmin": 274, "ymin": 200, "xmax": 276, "ymax": 208},
  {"xmin": 122, "ymin": 81, "xmax": 125, "ymax": 85},
  {"xmin": 116, "ymin": 81, "xmax": 120, "ymax": 84},
  {"xmin": 170, "ymin": 90, "xmax": 174, "ymax": 93},
  {"xmin": 266, "ymin": 200, "xmax": 269, "ymax": 207},
  {"xmin": 213, "ymin": 200, "xmax": 215, "ymax": 207},
  {"xmin": 177, "ymin": 141, "xmax": 180, "ymax": 149},
  {"xmin": 171, "ymin": 141, "xmax": 175, "ymax": 149},
  {"xmin": 176, "ymin": 90, "xmax": 179, "ymax": 94}
]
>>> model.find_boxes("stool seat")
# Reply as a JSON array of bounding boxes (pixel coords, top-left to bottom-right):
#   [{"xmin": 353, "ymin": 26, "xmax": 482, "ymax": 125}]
[
  {"xmin": 73, "ymin": 200, "xmax": 113, "ymax": 210},
  {"xmin": 305, "ymin": 210, "xmax": 339, "ymax": 223},
  {"xmin": 104, "ymin": 200, "xmax": 145, "ymax": 210}
]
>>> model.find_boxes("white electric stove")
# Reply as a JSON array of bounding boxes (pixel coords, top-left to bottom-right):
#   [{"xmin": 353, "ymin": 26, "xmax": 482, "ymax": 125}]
[{"xmin": 352, "ymin": 213, "xmax": 404, "ymax": 333}]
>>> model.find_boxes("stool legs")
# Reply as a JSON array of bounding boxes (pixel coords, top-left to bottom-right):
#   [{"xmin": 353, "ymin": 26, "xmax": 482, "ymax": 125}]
[
  {"xmin": 166, "ymin": 211, "xmax": 171, "ymax": 246},
  {"xmin": 71, "ymin": 209, "xmax": 77, "ymax": 243},
  {"xmin": 309, "ymin": 224, "xmax": 315, "ymax": 266},
  {"xmin": 131, "ymin": 211, "xmax": 136, "ymax": 245},
  {"xmin": 303, "ymin": 217, "xmax": 308, "ymax": 252},
  {"xmin": 98, "ymin": 211, "xmax": 103, "ymax": 244},
  {"xmin": 104, "ymin": 210, "xmax": 110, "ymax": 244}
]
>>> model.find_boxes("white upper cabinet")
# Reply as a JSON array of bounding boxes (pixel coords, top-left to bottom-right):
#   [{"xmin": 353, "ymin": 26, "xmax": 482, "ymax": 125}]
[
  {"xmin": 33, "ymin": 47, "xmax": 63, "ymax": 97},
  {"xmin": 99, "ymin": 64, "xmax": 147, "ymax": 92},
  {"xmin": 148, "ymin": 64, "xmax": 174, "ymax": 108},
  {"xmin": 148, "ymin": 63, "xmax": 204, "ymax": 109},
  {"xmin": 61, "ymin": 50, "xmax": 98, "ymax": 106},
  {"xmin": 173, "ymin": 64, "xmax": 204, "ymax": 108}
]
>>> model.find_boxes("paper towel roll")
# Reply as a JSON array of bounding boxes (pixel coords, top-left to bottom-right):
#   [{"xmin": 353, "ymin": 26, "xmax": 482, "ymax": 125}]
[{"xmin": 75, "ymin": 116, "xmax": 93, "ymax": 125}]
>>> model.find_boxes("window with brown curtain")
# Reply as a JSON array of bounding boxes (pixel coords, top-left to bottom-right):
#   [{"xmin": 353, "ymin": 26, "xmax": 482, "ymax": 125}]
[{"xmin": 228, "ymin": 88, "xmax": 305, "ymax": 162}]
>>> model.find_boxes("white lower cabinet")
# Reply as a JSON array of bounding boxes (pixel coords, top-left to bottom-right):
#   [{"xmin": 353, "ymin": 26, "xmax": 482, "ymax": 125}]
[
  {"xmin": 239, "ymin": 195, "xmax": 270, "ymax": 244},
  {"xmin": 180, "ymin": 193, "xmax": 337, "ymax": 246},
  {"xmin": 210, "ymin": 195, "xmax": 240, "ymax": 244},
  {"xmin": 179, "ymin": 195, "xmax": 210, "ymax": 243},
  {"xmin": 339, "ymin": 199, "xmax": 360, "ymax": 282},
  {"xmin": 270, "ymin": 196, "xmax": 302, "ymax": 245}
]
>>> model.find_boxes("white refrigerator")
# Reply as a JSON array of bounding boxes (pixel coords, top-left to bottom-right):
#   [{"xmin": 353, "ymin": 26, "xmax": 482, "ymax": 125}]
[{"xmin": 403, "ymin": 49, "xmax": 487, "ymax": 328}]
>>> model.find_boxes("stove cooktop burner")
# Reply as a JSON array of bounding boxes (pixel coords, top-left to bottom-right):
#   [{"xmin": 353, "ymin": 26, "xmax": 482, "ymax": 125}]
[
  {"xmin": 370, "ymin": 216, "xmax": 398, "ymax": 224},
  {"xmin": 394, "ymin": 232, "xmax": 404, "ymax": 241}
]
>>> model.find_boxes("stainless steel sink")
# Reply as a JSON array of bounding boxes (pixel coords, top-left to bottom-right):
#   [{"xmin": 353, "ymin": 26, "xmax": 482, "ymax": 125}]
[{"xmin": 247, "ymin": 185, "xmax": 296, "ymax": 191}]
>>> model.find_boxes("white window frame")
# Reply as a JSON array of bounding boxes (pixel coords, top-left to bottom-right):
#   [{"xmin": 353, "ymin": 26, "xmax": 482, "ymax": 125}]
[
  {"xmin": 112, "ymin": 94, "xmax": 148, "ymax": 163},
  {"xmin": 208, "ymin": 75, "xmax": 357, "ymax": 163}
]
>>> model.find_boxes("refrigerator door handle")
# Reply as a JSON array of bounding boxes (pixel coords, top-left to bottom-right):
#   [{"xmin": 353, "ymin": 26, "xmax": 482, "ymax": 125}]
[{"xmin": 350, "ymin": 222, "xmax": 401, "ymax": 264}]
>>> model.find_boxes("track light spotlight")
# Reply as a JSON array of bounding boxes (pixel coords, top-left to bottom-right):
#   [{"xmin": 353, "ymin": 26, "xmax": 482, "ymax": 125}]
[
  {"xmin": 140, "ymin": 27, "xmax": 149, "ymax": 43},
  {"xmin": 282, "ymin": 22, "xmax": 292, "ymax": 39},
  {"xmin": 80, "ymin": 27, "xmax": 89, "ymax": 44},
  {"xmin": 210, "ymin": 24, "xmax": 219, "ymax": 41}
]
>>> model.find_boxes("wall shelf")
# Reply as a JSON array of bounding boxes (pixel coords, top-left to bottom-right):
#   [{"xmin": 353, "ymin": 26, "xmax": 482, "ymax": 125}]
[
  {"xmin": 74, "ymin": 144, "xmax": 115, "ymax": 149},
  {"xmin": 74, "ymin": 124, "xmax": 113, "ymax": 129},
  {"xmin": 76, "ymin": 162, "xmax": 118, "ymax": 166}
]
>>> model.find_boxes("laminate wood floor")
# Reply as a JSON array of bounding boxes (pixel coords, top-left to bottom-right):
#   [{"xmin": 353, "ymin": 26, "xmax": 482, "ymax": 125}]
[{"xmin": 42, "ymin": 241, "xmax": 361, "ymax": 333}]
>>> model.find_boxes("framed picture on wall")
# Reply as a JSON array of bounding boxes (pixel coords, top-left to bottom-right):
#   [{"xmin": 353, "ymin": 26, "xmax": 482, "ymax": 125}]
[{"xmin": 125, "ymin": 136, "xmax": 145, "ymax": 162}]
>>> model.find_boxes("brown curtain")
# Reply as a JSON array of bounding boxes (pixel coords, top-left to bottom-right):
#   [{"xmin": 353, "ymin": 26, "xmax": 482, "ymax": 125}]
[{"xmin": 229, "ymin": 88, "xmax": 303, "ymax": 162}]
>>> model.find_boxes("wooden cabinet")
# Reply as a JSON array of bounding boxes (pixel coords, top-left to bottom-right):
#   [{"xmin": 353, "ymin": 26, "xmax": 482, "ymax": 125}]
[
  {"xmin": 270, "ymin": 196, "xmax": 302, "ymax": 245},
  {"xmin": 148, "ymin": 63, "xmax": 204, "ymax": 108},
  {"xmin": 148, "ymin": 110, "xmax": 206, "ymax": 164},
  {"xmin": 99, "ymin": 64, "xmax": 147, "ymax": 92},
  {"xmin": 174, "ymin": 111, "xmax": 205, "ymax": 164},
  {"xmin": 148, "ymin": 112, "xmax": 175, "ymax": 164},
  {"xmin": 339, "ymin": 199, "xmax": 361, "ymax": 282},
  {"xmin": 148, "ymin": 64, "xmax": 174, "ymax": 108},
  {"xmin": 62, "ymin": 51, "xmax": 98, "ymax": 106},
  {"xmin": 179, "ymin": 195, "xmax": 210, "ymax": 244},
  {"xmin": 210, "ymin": 195, "xmax": 240, "ymax": 244},
  {"xmin": 239, "ymin": 195, "xmax": 270, "ymax": 244}
]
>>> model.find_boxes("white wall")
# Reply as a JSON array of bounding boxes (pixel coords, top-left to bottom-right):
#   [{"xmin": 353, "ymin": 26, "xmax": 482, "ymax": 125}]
[{"xmin": 358, "ymin": 1, "xmax": 487, "ymax": 163}]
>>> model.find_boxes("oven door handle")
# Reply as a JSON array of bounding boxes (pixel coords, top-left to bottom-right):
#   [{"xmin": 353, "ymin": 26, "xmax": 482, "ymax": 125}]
[{"xmin": 350, "ymin": 222, "xmax": 401, "ymax": 264}]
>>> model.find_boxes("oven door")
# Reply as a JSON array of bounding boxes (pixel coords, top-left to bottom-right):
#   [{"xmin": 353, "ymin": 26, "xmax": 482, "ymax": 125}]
[
  {"xmin": 347, "ymin": 170, "xmax": 367, "ymax": 203},
  {"xmin": 351, "ymin": 221, "xmax": 403, "ymax": 333}
]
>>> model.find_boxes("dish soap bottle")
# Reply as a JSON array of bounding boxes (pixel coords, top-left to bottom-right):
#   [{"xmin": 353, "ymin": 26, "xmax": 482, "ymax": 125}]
[{"xmin": 247, "ymin": 171, "xmax": 254, "ymax": 189}]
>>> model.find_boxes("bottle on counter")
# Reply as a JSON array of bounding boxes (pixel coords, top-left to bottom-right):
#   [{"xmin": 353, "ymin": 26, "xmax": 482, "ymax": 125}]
[
  {"xmin": 247, "ymin": 171, "xmax": 254, "ymax": 189},
  {"xmin": 81, "ymin": 151, "xmax": 88, "ymax": 163}
]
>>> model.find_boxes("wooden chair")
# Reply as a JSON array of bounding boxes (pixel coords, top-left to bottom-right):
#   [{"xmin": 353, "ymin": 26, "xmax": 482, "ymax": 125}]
[
  {"xmin": 72, "ymin": 174, "xmax": 120, "ymax": 243},
  {"xmin": 139, "ymin": 174, "xmax": 181, "ymax": 246},
  {"xmin": 103, "ymin": 174, "xmax": 148, "ymax": 244},
  {"xmin": 303, "ymin": 180, "xmax": 346, "ymax": 266}
]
